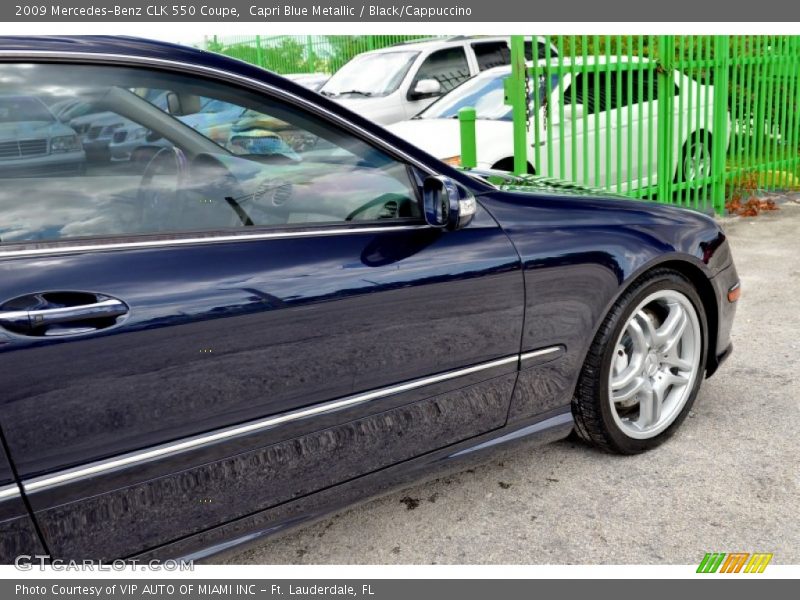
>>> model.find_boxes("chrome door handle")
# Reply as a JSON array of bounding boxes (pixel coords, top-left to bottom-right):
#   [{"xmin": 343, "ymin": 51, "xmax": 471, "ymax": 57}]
[{"xmin": 0, "ymin": 299, "xmax": 128, "ymax": 331}]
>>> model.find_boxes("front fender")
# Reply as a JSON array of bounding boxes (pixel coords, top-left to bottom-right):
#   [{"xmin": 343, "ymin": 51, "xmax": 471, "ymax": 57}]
[{"xmin": 478, "ymin": 191, "xmax": 729, "ymax": 422}]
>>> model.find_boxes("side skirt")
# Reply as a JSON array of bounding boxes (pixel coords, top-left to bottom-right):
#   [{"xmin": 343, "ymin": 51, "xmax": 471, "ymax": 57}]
[{"xmin": 132, "ymin": 407, "xmax": 573, "ymax": 562}]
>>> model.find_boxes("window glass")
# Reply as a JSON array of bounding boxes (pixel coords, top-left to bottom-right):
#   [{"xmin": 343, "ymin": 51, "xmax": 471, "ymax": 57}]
[
  {"xmin": 562, "ymin": 72, "xmax": 612, "ymax": 114},
  {"xmin": 561, "ymin": 67, "xmax": 673, "ymax": 115},
  {"xmin": 319, "ymin": 51, "xmax": 419, "ymax": 98},
  {"xmin": 525, "ymin": 41, "xmax": 558, "ymax": 60},
  {"xmin": 0, "ymin": 63, "xmax": 420, "ymax": 244},
  {"xmin": 472, "ymin": 42, "xmax": 511, "ymax": 71},
  {"xmin": 421, "ymin": 72, "xmax": 511, "ymax": 121},
  {"xmin": 413, "ymin": 47, "xmax": 471, "ymax": 95}
]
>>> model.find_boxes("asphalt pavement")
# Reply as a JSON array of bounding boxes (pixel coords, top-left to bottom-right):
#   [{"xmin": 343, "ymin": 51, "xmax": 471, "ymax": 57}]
[{"xmin": 227, "ymin": 200, "xmax": 800, "ymax": 565}]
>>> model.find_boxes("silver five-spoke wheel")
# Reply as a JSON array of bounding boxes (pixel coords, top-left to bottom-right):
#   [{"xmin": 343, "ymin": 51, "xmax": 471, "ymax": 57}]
[{"xmin": 608, "ymin": 289, "xmax": 701, "ymax": 439}]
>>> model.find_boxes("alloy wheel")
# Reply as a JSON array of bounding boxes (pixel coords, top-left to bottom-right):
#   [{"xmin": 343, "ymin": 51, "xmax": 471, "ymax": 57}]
[
  {"xmin": 608, "ymin": 289, "xmax": 702, "ymax": 439},
  {"xmin": 684, "ymin": 141, "xmax": 711, "ymax": 182}
]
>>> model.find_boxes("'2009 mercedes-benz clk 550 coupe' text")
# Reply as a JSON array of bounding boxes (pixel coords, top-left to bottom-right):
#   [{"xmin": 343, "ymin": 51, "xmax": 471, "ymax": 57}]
[{"xmin": 0, "ymin": 36, "xmax": 738, "ymax": 562}]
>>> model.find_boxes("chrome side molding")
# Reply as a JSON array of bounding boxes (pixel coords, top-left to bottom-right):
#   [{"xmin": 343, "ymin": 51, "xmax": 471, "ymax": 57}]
[
  {"xmin": 21, "ymin": 346, "xmax": 563, "ymax": 494},
  {"xmin": 0, "ymin": 483, "xmax": 21, "ymax": 502}
]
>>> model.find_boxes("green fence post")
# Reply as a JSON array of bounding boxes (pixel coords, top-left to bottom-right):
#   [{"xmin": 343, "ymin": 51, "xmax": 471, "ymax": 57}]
[
  {"xmin": 306, "ymin": 36, "xmax": 315, "ymax": 72},
  {"xmin": 657, "ymin": 35, "xmax": 676, "ymax": 203},
  {"xmin": 458, "ymin": 107, "xmax": 478, "ymax": 169},
  {"xmin": 255, "ymin": 35, "xmax": 263, "ymax": 68},
  {"xmin": 712, "ymin": 36, "xmax": 731, "ymax": 214},
  {"xmin": 508, "ymin": 35, "xmax": 528, "ymax": 176}
]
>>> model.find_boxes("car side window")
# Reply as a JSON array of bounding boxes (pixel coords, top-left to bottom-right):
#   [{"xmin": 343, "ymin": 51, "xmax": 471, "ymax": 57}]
[
  {"xmin": 563, "ymin": 70, "xmax": 677, "ymax": 116},
  {"xmin": 0, "ymin": 63, "xmax": 421, "ymax": 244},
  {"xmin": 628, "ymin": 70, "xmax": 679, "ymax": 103},
  {"xmin": 525, "ymin": 41, "xmax": 558, "ymax": 60},
  {"xmin": 412, "ymin": 47, "xmax": 471, "ymax": 95},
  {"xmin": 563, "ymin": 73, "xmax": 614, "ymax": 115},
  {"xmin": 472, "ymin": 41, "xmax": 512, "ymax": 71}
]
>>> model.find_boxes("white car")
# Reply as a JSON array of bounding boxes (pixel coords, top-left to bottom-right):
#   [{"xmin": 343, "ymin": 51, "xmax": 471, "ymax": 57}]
[
  {"xmin": 388, "ymin": 57, "xmax": 725, "ymax": 193},
  {"xmin": 319, "ymin": 36, "xmax": 556, "ymax": 125},
  {"xmin": 284, "ymin": 73, "xmax": 330, "ymax": 92}
]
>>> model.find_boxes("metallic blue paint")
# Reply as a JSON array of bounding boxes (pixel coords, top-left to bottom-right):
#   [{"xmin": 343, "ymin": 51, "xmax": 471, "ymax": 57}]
[{"xmin": 0, "ymin": 36, "xmax": 737, "ymax": 562}]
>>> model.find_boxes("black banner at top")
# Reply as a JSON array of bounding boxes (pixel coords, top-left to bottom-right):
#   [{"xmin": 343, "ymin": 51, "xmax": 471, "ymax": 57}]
[{"xmin": 1, "ymin": 0, "xmax": 797, "ymax": 22}]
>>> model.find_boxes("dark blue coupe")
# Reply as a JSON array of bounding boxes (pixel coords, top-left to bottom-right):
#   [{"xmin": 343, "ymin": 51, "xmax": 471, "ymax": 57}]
[{"xmin": 0, "ymin": 36, "xmax": 738, "ymax": 562}]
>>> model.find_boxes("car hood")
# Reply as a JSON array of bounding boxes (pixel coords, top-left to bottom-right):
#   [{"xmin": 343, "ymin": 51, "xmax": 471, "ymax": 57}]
[
  {"xmin": 387, "ymin": 118, "xmax": 513, "ymax": 162},
  {"xmin": 330, "ymin": 96, "xmax": 403, "ymax": 125},
  {"xmin": 474, "ymin": 170, "xmax": 629, "ymax": 200},
  {"xmin": 0, "ymin": 120, "xmax": 70, "ymax": 141}
]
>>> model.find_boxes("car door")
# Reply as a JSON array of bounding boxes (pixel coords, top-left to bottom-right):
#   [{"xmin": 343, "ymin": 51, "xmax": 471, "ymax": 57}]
[
  {"xmin": 628, "ymin": 68, "xmax": 660, "ymax": 193},
  {"xmin": 541, "ymin": 71, "xmax": 615, "ymax": 189},
  {"xmin": 0, "ymin": 443, "xmax": 45, "ymax": 563},
  {"xmin": 0, "ymin": 59, "xmax": 524, "ymax": 560},
  {"xmin": 403, "ymin": 46, "xmax": 473, "ymax": 119}
]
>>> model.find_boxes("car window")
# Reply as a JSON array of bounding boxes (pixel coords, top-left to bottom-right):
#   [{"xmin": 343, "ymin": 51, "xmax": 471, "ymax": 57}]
[
  {"xmin": 421, "ymin": 72, "xmax": 512, "ymax": 121},
  {"xmin": 525, "ymin": 40, "xmax": 558, "ymax": 60},
  {"xmin": 562, "ymin": 72, "xmax": 613, "ymax": 114},
  {"xmin": 0, "ymin": 63, "xmax": 420, "ymax": 244},
  {"xmin": 472, "ymin": 41, "xmax": 512, "ymax": 71},
  {"xmin": 0, "ymin": 96, "xmax": 55, "ymax": 123},
  {"xmin": 412, "ymin": 47, "xmax": 471, "ymax": 95},
  {"xmin": 561, "ymin": 68, "xmax": 674, "ymax": 115}
]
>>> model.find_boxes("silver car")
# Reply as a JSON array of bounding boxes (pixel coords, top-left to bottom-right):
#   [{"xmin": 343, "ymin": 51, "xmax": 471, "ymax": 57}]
[{"xmin": 0, "ymin": 95, "xmax": 85, "ymax": 176}]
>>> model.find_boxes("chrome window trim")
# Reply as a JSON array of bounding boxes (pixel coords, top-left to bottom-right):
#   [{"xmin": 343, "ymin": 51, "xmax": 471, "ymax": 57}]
[
  {"xmin": 0, "ymin": 483, "xmax": 21, "ymax": 501},
  {"xmin": 0, "ymin": 225, "xmax": 430, "ymax": 259},
  {"xmin": 0, "ymin": 50, "xmax": 439, "ymax": 259},
  {"xmin": 23, "ymin": 353, "xmax": 531, "ymax": 494}
]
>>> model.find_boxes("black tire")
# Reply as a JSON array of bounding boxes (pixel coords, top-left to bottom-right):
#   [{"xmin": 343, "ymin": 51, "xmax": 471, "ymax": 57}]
[
  {"xmin": 491, "ymin": 157, "xmax": 536, "ymax": 175},
  {"xmin": 571, "ymin": 268, "xmax": 708, "ymax": 454}
]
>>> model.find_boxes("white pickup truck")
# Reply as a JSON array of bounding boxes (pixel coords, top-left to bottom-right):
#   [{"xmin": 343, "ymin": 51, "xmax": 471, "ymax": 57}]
[{"xmin": 319, "ymin": 36, "xmax": 556, "ymax": 125}]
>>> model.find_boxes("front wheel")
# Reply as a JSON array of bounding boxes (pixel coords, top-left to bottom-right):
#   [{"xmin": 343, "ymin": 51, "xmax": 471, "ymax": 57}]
[{"xmin": 572, "ymin": 269, "xmax": 707, "ymax": 454}]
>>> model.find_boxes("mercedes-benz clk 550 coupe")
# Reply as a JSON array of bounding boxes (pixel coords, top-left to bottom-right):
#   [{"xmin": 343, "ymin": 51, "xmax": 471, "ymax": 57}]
[{"xmin": 0, "ymin": 37, "xmax": 738, "ymax": 563}]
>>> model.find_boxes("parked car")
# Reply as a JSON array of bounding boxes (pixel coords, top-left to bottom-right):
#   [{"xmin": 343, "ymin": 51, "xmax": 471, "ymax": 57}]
[
  {"xmin": 0, "ymin": 37, "xmax": 738, "ymax": 563},
  {"xmin": 284, "ymin": 72, "xmax": 330, "ymax": 92},
  {"xmin": 0, "ymin": 94, "xmax": 85, "ymax": 177},
  {"xmin": 319, "ymin": 36, "xmax": 557, "ymax": 125},
  {"xmin": 46, "ymin": 97, "xmax": 102, "ymax": 126},
  {"xmin": 69, "ymin": 92, "xmax": 170, "ymax": 163},
  {"xmin": 109, "ymin": 96, "xmax": 244, "ymax": 163},
  {"xmin": 388, "ymin": 57, "xmax": 725, "ymax": 192},
  {"xmin": 69, "ymin": 111, "xmax": 133, "ymax": 161}
]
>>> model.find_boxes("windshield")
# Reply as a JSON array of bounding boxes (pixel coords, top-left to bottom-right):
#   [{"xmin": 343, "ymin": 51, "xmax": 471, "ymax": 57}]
[
  {"xmin": 320, "ymin": 51, "xmax": 419, "ymax": 97},
  {"xmin": 0, "ymin": 96, "xmax": 54, "ymax": 123},
  {"xmin": 420, "ymin": 72, "xmax": 511, "ymax": 121}
]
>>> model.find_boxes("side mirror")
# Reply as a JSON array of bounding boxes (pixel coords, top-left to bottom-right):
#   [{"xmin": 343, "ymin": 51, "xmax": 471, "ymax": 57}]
[
  {"xmin": 411, "ymin": 78, "xmax": 442, "ymax": 99},
  {"xmin": 422, "ymin": 175, "xmax": 477, "ymax": 231},
  {"xmin": 166, "ymin": 92, "xmax": 202, "ymax": 116}
]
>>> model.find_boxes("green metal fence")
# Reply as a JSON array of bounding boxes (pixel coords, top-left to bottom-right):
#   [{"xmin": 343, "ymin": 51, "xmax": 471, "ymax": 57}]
[
  {"xmin": 203, "ymin": 34, "xmax": 800, "ymax": 215},
  {"xmin": 490, "ymin": 35, "xmax": 800, "ymax": 214},
  {"xmin": 201, "ymin": 35, "xmax": 433, "ymax": 75}
]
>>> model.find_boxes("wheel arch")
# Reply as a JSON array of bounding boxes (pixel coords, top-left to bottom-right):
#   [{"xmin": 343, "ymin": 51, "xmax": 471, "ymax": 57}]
[
  {"xmin": 584, "ymin": 255, "xmax": 720, "ymax": 382},
  {"xmin": 674, "ymin": 128, "xmax": 713, "ymax": 182},
  {"xmin": 491, "ymin": 156, "xmax": 536, "ymax": 175}
]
